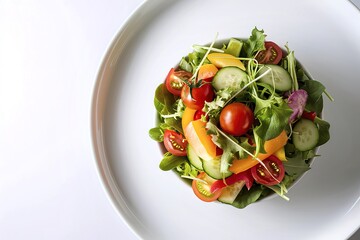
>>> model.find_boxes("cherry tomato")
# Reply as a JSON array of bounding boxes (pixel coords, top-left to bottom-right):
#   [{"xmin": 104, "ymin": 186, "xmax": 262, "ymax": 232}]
[
  {"xmin": 250, "ymin": 155, "xmax": 285, "ymax": 186},
  {"xmin": 216, "ymin": 147, "xmax": 223, "ymax": 156},
  {"xmin": 192, "ymin": 172, "xmax": 222, "ymax": 202},
  {"xmin": 193, "ymin": 110, "xmax": 208, "ymax": 121},
  {"xmin": 181, "ymin": 82, "xmax": 215, "ymax": 110},
  {"xmin": 256, "ymin": 41, "xmax": 283, "ymax": 65},
  {"xmin": 163, "ymin": 130, "xmax": 188, "ymax": 156},
  {"xmin": 302, "ymin": 111, "xmax": 316, "ymax": 121},
  {"xmin": 165, "ymin": 68, "xmax": 192, "ymax": 96},
  {"xmin": 219, "ymin": 102, "xmax": 254, "ymax": 136}
]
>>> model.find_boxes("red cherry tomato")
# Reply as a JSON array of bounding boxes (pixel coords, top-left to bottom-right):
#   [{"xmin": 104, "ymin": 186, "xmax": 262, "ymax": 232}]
[
  {"xmin": 219, "ymin": 102, "xmax": 254, "ymax": 136},
  {"xmin": 165, "ymin": 68, "xmax": 192, "ymax": 96},
  {"xmin": 256, "ymin": 41, "xmax": 283, "ymax": 65},
  {"xmin": 302, "ymin": 111, "xmax": 316, "ymax": 121},
  {"xmin": 193, "ymin": 110, "xmax": 208, "ymax": 121},
  {"xmin": 250, "ymin": 155, "xmax": 285, "ymax": 186},
  {"xmin": 163, "ymin": 130, "xmax": 188, "ymax": 156},
  {"xmin": 192, "ymin": 172, "xmax": 222, "ymax": 202},
  {"xmin": 181, "ymin": 82, "xmax": 215, "ymax": 110}
]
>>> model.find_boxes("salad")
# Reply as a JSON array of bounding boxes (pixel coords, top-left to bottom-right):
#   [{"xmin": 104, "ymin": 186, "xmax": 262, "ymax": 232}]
[{"xmin": 149, "ymin": 27, "xmax": 333, "ymax": 208}]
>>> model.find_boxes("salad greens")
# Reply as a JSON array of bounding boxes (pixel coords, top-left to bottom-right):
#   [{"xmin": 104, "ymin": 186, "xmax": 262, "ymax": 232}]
[{"xmin": 149, "ymin": 27, "xmax": 332, "ymax": 208}]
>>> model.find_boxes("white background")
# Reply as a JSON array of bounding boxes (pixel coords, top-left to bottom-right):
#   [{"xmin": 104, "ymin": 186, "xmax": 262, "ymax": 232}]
[
  {"xmin": 0, "ymin": 1, "xmax": 359, "ymax": 240},
  {"xmin": 0, "ymin": 0, "xmax": 141, "ymax": 239}
]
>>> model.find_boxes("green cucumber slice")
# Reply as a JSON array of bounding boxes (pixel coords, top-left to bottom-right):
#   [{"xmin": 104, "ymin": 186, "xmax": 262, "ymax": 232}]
[
  {"xmin": 257, "ymin": 64, "xmax": 292, "ymax": 92},
  {"xmin": 187, "ymin": 145, "xmax": 203, "ymax": 171},
  {"xmin": 212, "ymin": 66, "xmax": 248, "ymax": 91},
  {"xmin": 218, "ymin": 181, "xmax": 245, "ymax": 204},
  {"xmin": 203, "ymin": 157, "xmax": 232, "ymax": 180},
  {"xmin": 293, "ymin": 118, "xmax": 319, "ymax": 151},
  {"xmin": 224, "ymin": 38, "xmax": 243, "ymax": 57}
]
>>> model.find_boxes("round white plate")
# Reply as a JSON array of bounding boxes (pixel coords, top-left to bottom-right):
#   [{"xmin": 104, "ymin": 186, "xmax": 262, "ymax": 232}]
[{"xmin": 92, "ymin": 0, "xmax": 360, "ymax": 239}]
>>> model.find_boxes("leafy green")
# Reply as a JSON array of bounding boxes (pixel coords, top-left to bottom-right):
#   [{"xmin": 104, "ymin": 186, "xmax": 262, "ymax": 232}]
[
  {"xmin": 284, "ymin": 44, "xmax": 299, "ymax": 91},
  {"xmin": 176, "ymin": 161, "xmax": 199, "ymax": 179},
  {"xmin": 187, "ymin": 44, "xmax": 213, "ymax": 74},
  {"xmin": 314, "ymin": 116, "xmax": 330, "ymax": 146},
  {"xmin": 159, "ymin": 152, "xmax": 187, "ymax": 171},
  {"xmin": 179, "ymin": 57, "xmax": 193, "ymax": 72},
  {"xmin": 164, "ymin": 118, "xmax": 183, "ymax": 134},
  {"xmin": 153, "ymin": 84, "xmax": 183, "ymax": 134},
  {"xmin": 148, "ymin": 127, "xmax": 163, "ymax": 142},
  {"xmin": 154, "ymin": 84, "xmax": 177, "ymax": 115},
  {"xmin": 253, "ymin": 101, "xmax": 293, "ymax": 141},
  {"xmin": 243, "ymin": 27, "xmax": 266, "ymax": 58},
  {"xmin": 283, "ymin": 143, "xmax": 313, "ymax": 177},
  {"xmin": 206, "ymin": 122, "xmax": 255, "ymax": 173},
  {"xmin": 301, "ymin": 79, "xmax": 325, "ymax": 115},
  {"xmin": 232, "ymin": 185, "xmax": 265, "ymax": 209},
  {"xmin": 203, "ymin": 87, "xmax": 235, "ymax": 119},
  {"xmin": 161, "ymin": 99, "xmax": 185, "ymax": 120}
]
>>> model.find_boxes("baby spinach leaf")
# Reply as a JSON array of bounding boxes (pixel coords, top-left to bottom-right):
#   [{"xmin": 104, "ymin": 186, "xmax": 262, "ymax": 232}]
[
  {"xmin": 314, "ymin": 117, "xmax": 330, "ymax": 146},
  {"xmin": 283, "ymin": 143, "xmax": 316, "ymax": 177},
  {"xmin": 154, "ymin": 83, "xmax": 177, "ymax": 115},
  {"xmin": 159, "ymin": 152, "xmax": 187, "ymax": 171},
  {"xmin": 232, "ymin": 185, "xmax": 264, "ymax": 209},
  {"xmin": 148, "ymin": 127, "xmax": 164, "ymax": 142},
  {"xmin": 302, "ymin": 79, "xmax": 325, "ymax": 115}
]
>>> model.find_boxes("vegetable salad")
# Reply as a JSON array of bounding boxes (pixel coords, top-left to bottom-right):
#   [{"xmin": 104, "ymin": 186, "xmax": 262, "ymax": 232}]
[{"xmin": 149, "ymin": 27, "xmax": 332, "ymax": 208}]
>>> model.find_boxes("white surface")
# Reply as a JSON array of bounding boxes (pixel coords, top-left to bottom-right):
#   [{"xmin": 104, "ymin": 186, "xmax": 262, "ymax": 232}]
[
  {"xmin": 93, "ymin": 0, "xmax": 360, "ymax": 240},
  {"xmin": 1, "ymin": 0, "xmax": 360, "ymax": 240},
  {"xmin": 0, "ymin": 0, "xmax": 141, "ymax": 239}
]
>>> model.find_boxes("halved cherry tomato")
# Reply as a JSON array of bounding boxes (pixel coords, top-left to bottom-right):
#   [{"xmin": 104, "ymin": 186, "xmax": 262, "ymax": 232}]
[
  {"xmin": 210, "ymin": 170, "xmax": 254, "ymax": 193},
  {"xmin": 165, "ymin": 68, "xmax": 192, "ymax": 96},
  {"xmin": 192, "ymin": 172, "xmax": 222, "ymax": 202},
  {"xmin": 163, "ymin": 130, "xmax": 188, "ymax": 156},
  {"xmin": 256, "ymin": 41, "xmax": 283, "ymax": 65},
  {"xmin": 219, "ymin": 102, "xmax": 254, "ymax": 136},
  {"xmin": 250, "ymin": 155, "xmax": 285, "ymax": 186},
  {"xmin": 181, "ymin": 81, "xmax": 215, "ymax": 110}
]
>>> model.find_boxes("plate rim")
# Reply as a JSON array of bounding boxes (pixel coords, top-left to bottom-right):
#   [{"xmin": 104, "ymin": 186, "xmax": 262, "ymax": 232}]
[{"xmin": 90, "ymin": 0, "xmax": 360, "ymax": 239}]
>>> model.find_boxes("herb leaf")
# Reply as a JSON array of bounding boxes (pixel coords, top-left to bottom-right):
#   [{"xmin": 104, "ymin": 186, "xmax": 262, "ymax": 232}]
[{"xmin": 244, "ymin": 27, "xmax": 266, "ymax": 58}]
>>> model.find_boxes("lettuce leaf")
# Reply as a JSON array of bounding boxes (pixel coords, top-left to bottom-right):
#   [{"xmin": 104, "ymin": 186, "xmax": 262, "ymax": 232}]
[{"xmin": 243, "ymin": 27, "xmax": 266, "ymax": 58}]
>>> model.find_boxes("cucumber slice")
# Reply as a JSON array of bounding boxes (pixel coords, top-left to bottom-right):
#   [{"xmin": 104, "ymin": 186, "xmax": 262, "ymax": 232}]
[
  {"xmin": 212, "ymin": 66, "xmax": 248, "ymax": 91},
  {"xmin": 203, "ymin": 157, "xmax": 232, "ymax": 180},
  {"xmin": 293, "ymin": 118, "xmax": 319, "ymax": 151},
  {"xmin": 224, "ymin": 38, "xmax": 243, "ymax": 57},
  {"xmin": 257, "ymin": 64, "xmax": 292, "ymax": 92},
  {"xmin": 187, "ymin": 145, "xmax": 203, "ymax": 170},
  {"xmin": 218, "ymin": 181, "xmax": 245, "ymax": 204}
]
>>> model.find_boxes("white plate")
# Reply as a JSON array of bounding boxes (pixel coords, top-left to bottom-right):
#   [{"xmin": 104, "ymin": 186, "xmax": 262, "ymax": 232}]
[{"xmin": 91, "ymin": 0, "xmax": 360, "ymax": 239}]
